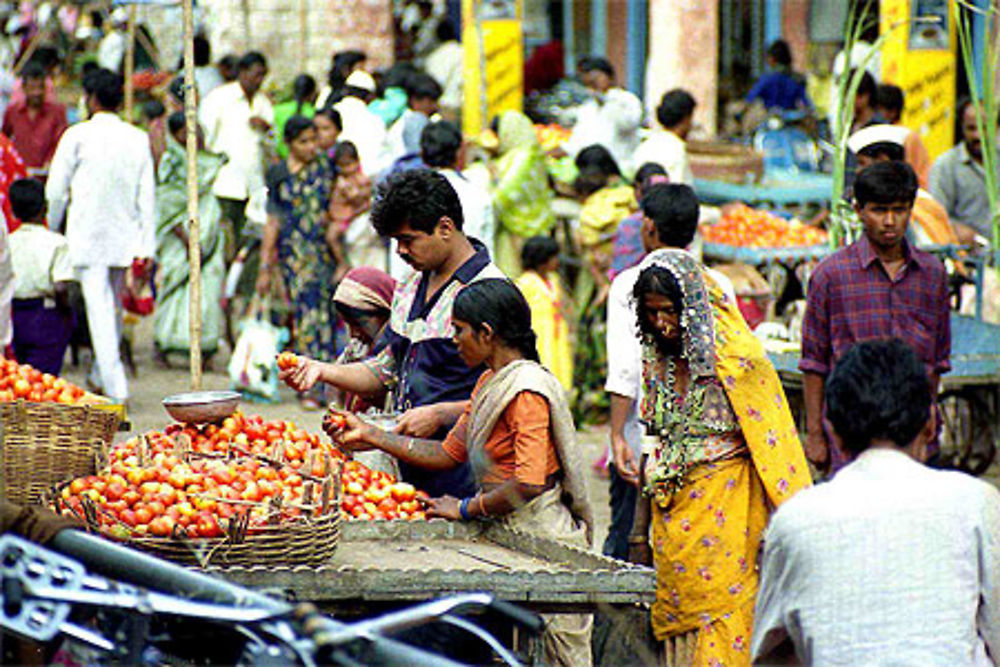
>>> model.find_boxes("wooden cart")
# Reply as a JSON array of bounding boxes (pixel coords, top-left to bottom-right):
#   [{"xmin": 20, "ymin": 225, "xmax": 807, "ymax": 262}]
[{"xmin": 214, "ymin": 519, "xmax": 657, "ymax": 663}]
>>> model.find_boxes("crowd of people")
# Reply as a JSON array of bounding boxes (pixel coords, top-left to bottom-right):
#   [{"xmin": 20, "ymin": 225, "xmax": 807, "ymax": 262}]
[{"xmin": 0, "ymin": 17, "xmax": 997, "ymax": 667}]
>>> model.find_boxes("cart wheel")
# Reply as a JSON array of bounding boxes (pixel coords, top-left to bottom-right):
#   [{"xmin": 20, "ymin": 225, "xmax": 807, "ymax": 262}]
[{"xmin": 936, "ymin": 389, "xmax": 998, "ymax": 476}]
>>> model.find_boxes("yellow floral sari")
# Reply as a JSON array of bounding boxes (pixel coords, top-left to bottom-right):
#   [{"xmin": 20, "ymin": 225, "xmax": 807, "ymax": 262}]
[{"xmin": 636, "ymin": 250, "xmax": 811, "ymax": 666}]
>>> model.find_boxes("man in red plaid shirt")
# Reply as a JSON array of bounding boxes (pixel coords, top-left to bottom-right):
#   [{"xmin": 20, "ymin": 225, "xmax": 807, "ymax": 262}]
[{"xmin": 800, "ymin": 161, "xmax": 951, "ymax": 473}]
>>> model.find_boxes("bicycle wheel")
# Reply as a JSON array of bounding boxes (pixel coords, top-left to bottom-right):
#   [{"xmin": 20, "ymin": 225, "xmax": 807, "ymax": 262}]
[{"xmin": 937, "ymin": 389, "xmax": 998, "ymax": 476}]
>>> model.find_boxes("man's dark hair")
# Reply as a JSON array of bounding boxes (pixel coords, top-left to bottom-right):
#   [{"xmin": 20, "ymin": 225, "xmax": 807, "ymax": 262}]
[
  {"xmin": 635, "ymin": 162, "xmax": 667, "ymax": 190},
  {"xmin": 167, "ymin": 111, "xmax": 185, "ymax": 135},
  {"xmin": 853, "ymin": 69, "xmax": 877, "ymax": 105},
  {"xmin": 142, "ymin": 99, "xmax": 165, "ymax": 121},
  {"xmin": 578, "ymin": 56, "xmax": 614, "ymax": 78},
  {"xmin": 826, "ymin": 339, "xmax": 932, "ymax": 454},
  {"xmin": 521, "ymin": 235, "xmax": 560, "ymax": 272},
  {"xmin": 876, "ymin": 83, "xmax": 904, "ymax": 117},
  {"xmin": 436, "ymin": 20, "xmax": 457, "ymax": 43},
  {"xmin": 20, "ymin": 61, "xmax": 45, "ymax": 82},
  {"xmin": 854, "ymin": 161, "xmax": 918, "ymax": 206},
  {"xmin": 420, "ymin": 120, "xmax": 461, "ymax": 168},
  {"xmin": 767, "ymin": 40, "xmax": 792, "ymax": 68},
  {"xmin": 641, "ymin": 184, "xmax": 700, "ymax": 248},
  {"xmin": 405, "ymin": 72, "xmax": 442, "ymax": 102},
  {"xmin": 238, "ymin": 51, "xmax": 267, "ymax": 72},
  {"xmin": 9, "ymin": 178, "xmax": 45, "ymax": 222},
  {"xmin": 858, "ymin": 141, "xmax": 905, "ymax": 162},
  {"xmin": 86, "ymin": 68, "xmax": 123, "ymax": 110},
  {"xmin": 194, "ymin": 35, "xmax": 211, "ymax": 67},
  {"xmin": 656, "ymin": 89, "xmax": 696, "ymax": 129},
  {"xmin": 371, "ymin": 168, "xmax": 463, "ymax": 236}
]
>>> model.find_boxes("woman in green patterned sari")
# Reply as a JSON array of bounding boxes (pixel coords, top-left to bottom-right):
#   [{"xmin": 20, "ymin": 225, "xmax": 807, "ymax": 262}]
[
  {"xmin": 491, "ymin": 110, "xmax": 555, "ymax": 275},
  {"xmin": 154, "ymin": 113, "xmax": 227, "ymax": 366},
  {"xmin": 257, "ymin": 115, "xmax": 339, "ymax": 408}
]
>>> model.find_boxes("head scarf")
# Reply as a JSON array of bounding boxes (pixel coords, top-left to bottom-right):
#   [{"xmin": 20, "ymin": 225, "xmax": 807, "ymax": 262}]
[
  {"xmin": 496, "ymin": 110, "xmax": 539, "ymax": 155},
  {"xmin": 636, "ymin": 249, "xmax": 718, "ymax": 379},
  {"xmin": 333, "ymin": 267, "xmax": 395, "ymax": 313}
]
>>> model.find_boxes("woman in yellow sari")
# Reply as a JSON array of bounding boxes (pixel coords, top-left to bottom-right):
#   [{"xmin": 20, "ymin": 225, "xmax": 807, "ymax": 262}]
[
  {"xmin": 627, "ymin": 250, "xmax": 811, "ymax": 666},
  {"xmin": 514, "ymin": 236, "xmax": 572, "ymax": 390}
]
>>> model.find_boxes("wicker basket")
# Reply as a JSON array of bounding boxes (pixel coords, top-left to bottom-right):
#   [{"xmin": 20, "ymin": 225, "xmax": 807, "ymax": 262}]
[
  {"xmin": 688, "ymin": 140, "xmax": 765, "ymax": 184},
  {"xmin": 127, "ymin": 509, "xmax": 342, "ymax": 568},
  {"xmin": 1, "ymin": 400, "xmax": 120, "ymax": 505},
  {"xmin": 50, "ymin": 457, "xmax": 342, "ymax": 569}
]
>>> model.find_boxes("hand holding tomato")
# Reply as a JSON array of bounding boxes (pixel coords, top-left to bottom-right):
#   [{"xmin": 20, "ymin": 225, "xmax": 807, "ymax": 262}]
[
  {"xmin": 424, "ymin": 495, "xmax": 462, "ymax": 520},
  {"xmin": 323, "ymin": 409, "xmax": 375, "ymax": 452},
  {"xmin": 279, "ymin": 356, "xmax": 322, "ymax": 392},
  {"xmin": 394, "ymin": 405, "xmax": 443, "ymax": 438}
]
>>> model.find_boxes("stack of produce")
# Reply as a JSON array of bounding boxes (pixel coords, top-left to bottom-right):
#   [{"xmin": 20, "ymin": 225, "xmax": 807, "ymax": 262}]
[
  {"xmin": 534, "ymin": 123, "xmax": 571, "ymax": 152},
  {"xmin": 0, "ymin": 358, "xmax": 97, "ymax": 404},
  {"xmin": 55, "ymin": 412, "xmax": 427, "ymax": 542},
  {"xmin": 702, "ymin": 204, "xmax": 828, "ymax": 248}
]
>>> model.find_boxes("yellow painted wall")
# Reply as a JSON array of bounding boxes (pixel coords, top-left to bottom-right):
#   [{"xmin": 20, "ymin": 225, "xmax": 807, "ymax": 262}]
[
  {"xmin": 462, "ymin": 0, "xmax": 524, "ymax": 136},
  {"xmin": 880, "ymin": 0, "xmax": 957, "ymax": 159}
]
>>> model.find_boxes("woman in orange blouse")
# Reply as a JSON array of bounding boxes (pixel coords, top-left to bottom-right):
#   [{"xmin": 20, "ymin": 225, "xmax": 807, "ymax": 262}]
[{"xmin": 329, "ymin": 278, "xmax": 594, "ymax": 666}]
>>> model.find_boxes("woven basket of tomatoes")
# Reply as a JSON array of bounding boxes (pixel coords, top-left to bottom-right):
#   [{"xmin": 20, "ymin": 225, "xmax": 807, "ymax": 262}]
[
  {"xmin": 51, "ymin": 418, "xmax": 344, "ymax": 568},
  {"xmin": 1, "ymin": 359, "xmax": 121, "ymax": 505}
]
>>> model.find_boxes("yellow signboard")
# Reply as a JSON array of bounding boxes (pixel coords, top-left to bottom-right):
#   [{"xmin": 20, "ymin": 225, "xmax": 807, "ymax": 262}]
[
  {"xmin": 880, "ymin": 0, "xmax": 956, "ymax": 159},
  {"xmin": 462, "ymin": 0, "xmax": 524, "ymax": 137}
]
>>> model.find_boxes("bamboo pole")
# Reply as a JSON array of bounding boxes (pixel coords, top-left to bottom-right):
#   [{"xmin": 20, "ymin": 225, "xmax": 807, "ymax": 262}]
[
  {"xmin": 124, "ymin": 5, "xmax": 136, "ymax": 121},
  {"xmin": 182, "ymin": 0, "xmax": 203, "ymax": 389}
]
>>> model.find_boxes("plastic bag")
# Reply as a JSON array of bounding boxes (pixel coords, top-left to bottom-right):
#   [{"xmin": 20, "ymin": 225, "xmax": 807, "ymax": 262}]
[{"xmin": 227, "ymin": 296, "xmax": 288, "ymax": 402}]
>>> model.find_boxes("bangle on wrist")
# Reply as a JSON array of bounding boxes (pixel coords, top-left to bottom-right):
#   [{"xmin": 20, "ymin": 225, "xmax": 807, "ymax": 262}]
[
  {"xmin": 628, "ymin": 534, "xmax": 648, "ymax": 544},
  {"xmin": 459, "ymin": 497, "xmax": 472, "ymax": 520},
  {"xmin": 476, "ymin": 493, "xmax": 487, "ymax": 517}
]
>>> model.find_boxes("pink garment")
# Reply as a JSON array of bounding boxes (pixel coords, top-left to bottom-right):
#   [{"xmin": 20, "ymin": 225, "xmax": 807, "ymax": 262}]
[{"xmin": 330, "ymin": 170, "xmax": 372, "ymax": 232}]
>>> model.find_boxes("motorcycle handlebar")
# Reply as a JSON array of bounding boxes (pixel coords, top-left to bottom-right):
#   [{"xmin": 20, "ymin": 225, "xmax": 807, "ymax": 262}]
[{"xmin": 50, "ymin": 530, "xmax": 289, "ymax": 615}]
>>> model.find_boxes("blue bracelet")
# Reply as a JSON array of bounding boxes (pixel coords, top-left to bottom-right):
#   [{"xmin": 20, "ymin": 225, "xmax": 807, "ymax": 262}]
[{"xmin": 459, "ymin": 497, "xmax": 472, "ymax": 520}]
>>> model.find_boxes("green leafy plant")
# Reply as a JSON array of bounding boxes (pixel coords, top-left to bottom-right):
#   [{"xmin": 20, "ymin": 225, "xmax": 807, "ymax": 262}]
[{"xmin": 955, "ymin": 0, "xmax": 1000, "ymax": 254}]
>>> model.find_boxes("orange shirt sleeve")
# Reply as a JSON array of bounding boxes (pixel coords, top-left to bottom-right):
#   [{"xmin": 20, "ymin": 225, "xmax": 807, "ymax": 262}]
[
  {"xmin": 506, "ymin": 391, "xmax": 559, "ymax": 486},
  {"xmin": 441, "ymin": 408, "xmax": 471, "ymax": 463}
]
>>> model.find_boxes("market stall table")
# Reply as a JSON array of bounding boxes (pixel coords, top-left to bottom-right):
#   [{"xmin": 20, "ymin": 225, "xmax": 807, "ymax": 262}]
[
  {"xmin": 767, "ymin": 313, "xmax": 1000, "ymax": 474},
  {"xmin": 214, "ymin": 519, "xmax": 655, "ymax": 611}
]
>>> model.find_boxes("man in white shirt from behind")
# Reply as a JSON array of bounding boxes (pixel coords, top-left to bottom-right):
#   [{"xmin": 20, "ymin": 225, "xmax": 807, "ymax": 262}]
[
  {"xmin": 46, "ymin": 68, "xmax": 154, "ymax": 402},
  {"xmin": 420, "ymin": 121, "xmax": 495, "ymax": 255},
  {"xmin": 633, "ymin": 89, "xmax": 696, "ymax": 186},
  {"xmin": 424, "ymin": 21, "xmax": 463, "ymax": 123},
  {"xmin": 603, "ymin": 183, "xmax": 734, "ymax": 559},
  {"xmin": 563, "ymin": 56, "xmax": 643, "ymax": 177},
  {"xmin": 334, "ymin": 70, "xmax": 390, "ymax": 177},
  {"xmin": 386, "ymin": 72, "xmax": 441, "ymax": 165},
  {"xmin": 752, "ymin": 339, "xmax": 1000, "ymax": 665},
  {"xmin": 199, "ymin": 51, "xmax": 273, "ymax": 260}
]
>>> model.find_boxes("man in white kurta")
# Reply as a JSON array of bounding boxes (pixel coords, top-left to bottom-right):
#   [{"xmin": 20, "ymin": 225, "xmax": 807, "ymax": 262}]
[
  {"xmin": 334, "ymin": 70, "xmax": 389, "ymax": 177},
  {"xmin": 752, "ymin": 339, "xmax": 1000, "ymax": 665},
  {"xmin": 633, "ymin": 89, "xmax": 697, "ymax": 185},
  {"xmin": 563, "ymin": 57, "xmax": 643, "ymax": 177},
  {"xmin": 46, "ymin": 69, "xmax": 155, "ymax": 402},
  {"xmin": 199, "ymin": 52, "xmax": 273, "ymax": 259}
]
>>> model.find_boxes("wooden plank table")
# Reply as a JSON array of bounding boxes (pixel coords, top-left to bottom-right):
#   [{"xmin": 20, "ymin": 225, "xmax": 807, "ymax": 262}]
[{"xmin": 213, "ymin": 519, "xmax": 656, "ymax": 613}]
